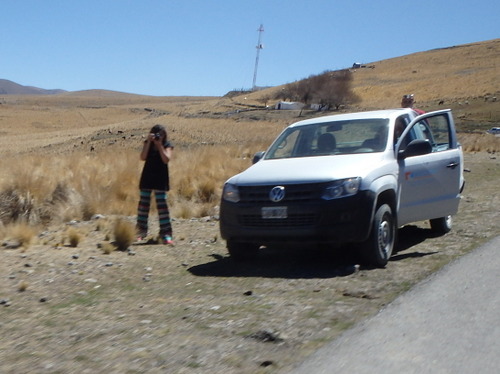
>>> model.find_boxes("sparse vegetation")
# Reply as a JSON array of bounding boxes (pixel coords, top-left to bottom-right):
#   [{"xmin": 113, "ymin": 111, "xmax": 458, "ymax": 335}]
[
  {"xmin": 113, "ymin": 218, "xmax": 135, "ymax": 251},
  {"xmin": 1, "ymin": 221, "xmax": 38, "ymax": 249},
  {"xmin": 0, "ymin": 142, "xmax": 269, "ymax": 230},
  {"xmin": 459, "ymin": 132, "xmax": 500, "ymax": 152},
  {"xmin": 100, "ymin": 241, "xmax": 116, "ymax": 254},
  {"xmin": 17, "ymin": 281, "xmax": 29, "ymax": 292},
  {"xmin": 276, "ymin": 69, "xmax": 360, "ymax": 110},
  {"xmin": 66, "ymin": 227, "xmax": 82, "ymax": 247}
]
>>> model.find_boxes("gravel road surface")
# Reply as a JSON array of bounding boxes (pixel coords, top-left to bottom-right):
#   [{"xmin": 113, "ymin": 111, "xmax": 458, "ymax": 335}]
[{"xmin": 289, "ymin": 236, "xmax": 500, "ymax": 374}]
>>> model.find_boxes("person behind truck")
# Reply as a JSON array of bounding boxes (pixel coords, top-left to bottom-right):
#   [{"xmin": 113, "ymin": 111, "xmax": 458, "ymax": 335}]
[{"xmin": 401, "ymin": 94, "xmax": 425, "ymax": 115}]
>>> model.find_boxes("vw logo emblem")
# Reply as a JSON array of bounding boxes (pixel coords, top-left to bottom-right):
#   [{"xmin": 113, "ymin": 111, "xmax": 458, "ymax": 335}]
[{"xmin": 269, "ymin": 186, "xmax": 285, "ymax": 202}]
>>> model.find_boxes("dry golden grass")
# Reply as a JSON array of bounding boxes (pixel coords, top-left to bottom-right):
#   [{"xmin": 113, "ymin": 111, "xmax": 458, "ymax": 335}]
[
  {"xmin": 0, "ymin": 40, "xmax": 496, "ymax": 374},
  {"xmin": 243, "ymin": 38, "xmax": 500, "ymax": 110},
  {"xmin": 0, "ymin": 38, "xmax": 498, "ymax": 237},
  {"xmin": 1, "ymin": 106, "xmax": 498, "ymax": 235},
  {"xmin": 17, "ymin": 280, "xmax": 29, "ymax": 292},
  {"xmin": 0, "ymin": 151, "xmax": 140, "ymax": 225},
  {"xmin": 1, "ymin": 221, "xmax": 38, "ymax": 248},
  {"xmin": 100, "ymin": 241, "xmax": 116, "ymax": 255},
  {"xmin": 459, "ymin": 133, "xmax": 500, "ymax": 153},
  {"xmin": 113, "ymin": 218, "xmax": 136, "ymax": 251},
  {"xmin": 66, "ymin": 227, "xmax": 82, "ymax": 247},
  {"xmin": 348, "ymin": 40, "xmax": 500, "ymax": 107},
  {"xmin": 0, "ymin": 120, "xmax": 281, "ymax": 231}
]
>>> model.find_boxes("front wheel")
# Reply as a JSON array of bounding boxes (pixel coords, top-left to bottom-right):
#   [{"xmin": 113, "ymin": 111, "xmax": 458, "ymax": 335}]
[
  {"xmin": 227, "ymin": 241, "xmax": 259, "ymax": 261},
  {"xmin": 361, "ymin": 204, "xmax": 395, "ymax": 268},
  {"xmin": 430, "ymin": 215, "xmax": 452, "ymax": 234}
]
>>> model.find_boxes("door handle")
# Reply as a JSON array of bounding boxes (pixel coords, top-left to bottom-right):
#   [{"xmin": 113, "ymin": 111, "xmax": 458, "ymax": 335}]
[{"xmin": 446, "ymin": 162, "xmax": 459, "ymax": 169}]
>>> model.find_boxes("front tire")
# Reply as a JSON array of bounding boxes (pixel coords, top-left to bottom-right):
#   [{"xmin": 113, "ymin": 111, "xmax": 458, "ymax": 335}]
[
  {"xmin": 430, "ymin": 215, "xmax": 452, "ymax": 234},
  {"xmin": 361, "ymin": 204, "xmax": 395, "ymax": 268},
  {"xmin": 227, "ymin": 241, "xmax": 259, "ymax": 261}
]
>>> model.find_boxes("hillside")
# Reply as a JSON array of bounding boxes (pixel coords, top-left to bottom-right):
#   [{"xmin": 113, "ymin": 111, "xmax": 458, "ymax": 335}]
[
  {"xmin": 2, "ymin": 39, "xmax": 498, "ymax": 106},
  {"xmin": 350, "ymin": 38, "xmax": 499, "ymax": 108},
  {"xmin": 242, "ymin": 38, "xmax": 499, "ymax": 118},
  {"xmin": 0, "ymin": 38, "xmax": 498, "ymax": 143},
  {"xmin": 0, "ymin": 79, "xmax": 66, "ymax": 95}
]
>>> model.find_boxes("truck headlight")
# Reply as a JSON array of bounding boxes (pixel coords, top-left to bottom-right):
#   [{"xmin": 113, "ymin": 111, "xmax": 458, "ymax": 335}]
[
  {"xmin": 222, "ymin": 183, "xmax": 240, "ymax": 203},
  {"xmin": 322, "ymin": 177, "xmax": 361, "ymax": 200}
]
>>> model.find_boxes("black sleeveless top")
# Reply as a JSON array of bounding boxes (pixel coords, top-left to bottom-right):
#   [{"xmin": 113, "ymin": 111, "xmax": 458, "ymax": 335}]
[{"xmin": 139, "ymin": 141, "xmax": 173, "ymax": 191}]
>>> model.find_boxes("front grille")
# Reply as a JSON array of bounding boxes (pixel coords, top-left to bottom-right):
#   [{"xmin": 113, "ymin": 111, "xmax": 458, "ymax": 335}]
[
  {"xmin": 239, "ymin": 183, "xmax": 323, "ymax": 203},
  {"xmin": 239, "ymin": 213, "xmax": 318, "ymax": 227}
]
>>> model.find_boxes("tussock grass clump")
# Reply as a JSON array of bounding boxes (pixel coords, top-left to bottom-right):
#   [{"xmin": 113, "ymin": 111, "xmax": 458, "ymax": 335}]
[
  {"xmin": 66, "ymin": 227, "xmax": 83, "ymax": 247},
  {"xmin": 18, "ymin": 281, "xmax": 29, "ymax": 292},
  {"xmin": 1, "ymin": 222, "xmax": 38, "ymax": 249},
  {"xmin": 100, "ymin": 242, "xmax": 116, "ymax": 255},
  {"xmin": 113, "ymin": 218, "xmax": 135, "ymax": 251},
  {"xmin": 0, "ymin": 183, "xmax": 85, "ymax": 226},
  {"xmin": 172, "ymin": 200, "xmax": 217, "ymax": 219},
  {"xmin": 0, "ymin": 188, "xmax": 39, "ymax": 225},
  {"xmin": 174, "ymin": 203, "xmax": 195, "ymax": 220}
]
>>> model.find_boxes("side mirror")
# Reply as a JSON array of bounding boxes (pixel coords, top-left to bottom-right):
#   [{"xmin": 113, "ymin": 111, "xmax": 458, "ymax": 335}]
[
  {"xmin": 252, "ymin": 151, "xmax": 265, "ymax": 164},
  {"xmin": 398, "ymin": 139, "xmax": 432, "ymax": 159}
]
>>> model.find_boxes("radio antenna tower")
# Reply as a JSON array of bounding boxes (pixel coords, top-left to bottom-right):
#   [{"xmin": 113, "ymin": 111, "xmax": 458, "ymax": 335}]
[{"xmin": 252, "ymin": 24, "xmax": 264, "ymax": 91}]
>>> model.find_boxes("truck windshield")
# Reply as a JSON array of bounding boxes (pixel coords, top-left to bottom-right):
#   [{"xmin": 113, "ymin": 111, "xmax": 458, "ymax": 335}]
[{"xmin": 265, "ymin": 119, "xmax": 389, "ymax": 159}]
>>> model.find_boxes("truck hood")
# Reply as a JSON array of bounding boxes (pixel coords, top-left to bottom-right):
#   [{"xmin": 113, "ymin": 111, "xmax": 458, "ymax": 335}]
[{"xmin": 228, "ymin": 154, "xmax": 386, "ymax": 185}]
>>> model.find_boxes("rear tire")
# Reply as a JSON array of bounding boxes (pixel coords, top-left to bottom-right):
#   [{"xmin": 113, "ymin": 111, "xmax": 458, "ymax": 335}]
[
  {"xmin": 227, "ymin": 241, "xmax": 259, "ymax": 261},
  {"xmin": 430, "ymin": 215, "xmax": 452, "ymax": 234},
  {"xmin": 361, "ymin": 204, "xmax": 395, "ymax": 268}
]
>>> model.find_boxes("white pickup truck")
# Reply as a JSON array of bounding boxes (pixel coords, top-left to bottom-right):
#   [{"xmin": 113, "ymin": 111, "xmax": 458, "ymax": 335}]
[{"xmin": 220, "ymin": 109, "xmax": 464, "ymax": 267}]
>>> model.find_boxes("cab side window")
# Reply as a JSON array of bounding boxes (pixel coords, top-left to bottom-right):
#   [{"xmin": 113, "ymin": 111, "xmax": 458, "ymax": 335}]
[{"xmin": 414, "ymin": 114, "xmax": 452, "ymax": 152}]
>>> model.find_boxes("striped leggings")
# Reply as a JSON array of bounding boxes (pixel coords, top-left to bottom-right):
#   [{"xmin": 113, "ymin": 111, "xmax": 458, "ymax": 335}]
[{"xmin": 136, "ymin": 189, "xmax": 172, "ymax": 237}]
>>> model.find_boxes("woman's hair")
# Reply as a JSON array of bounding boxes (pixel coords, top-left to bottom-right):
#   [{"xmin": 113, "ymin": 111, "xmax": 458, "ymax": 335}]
[{"xmin": 150, "ymin": 124, "xmax": 167, "ymax": 140}]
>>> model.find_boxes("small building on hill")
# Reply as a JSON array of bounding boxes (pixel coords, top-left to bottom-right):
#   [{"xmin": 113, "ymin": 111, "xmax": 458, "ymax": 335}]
[{"xmin": 275, "ymin": 101, "xmax": 305, "ymax": 110}]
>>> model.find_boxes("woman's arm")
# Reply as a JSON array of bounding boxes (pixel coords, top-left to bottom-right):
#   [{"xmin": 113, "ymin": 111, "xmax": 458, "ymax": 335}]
[
  {"xmin": 140, "ymin": 138, "xmax": 152, "ymax": 161},
  {"xmin": 157, "ymin": 143, "xmax": 173, "ymax": 164}
]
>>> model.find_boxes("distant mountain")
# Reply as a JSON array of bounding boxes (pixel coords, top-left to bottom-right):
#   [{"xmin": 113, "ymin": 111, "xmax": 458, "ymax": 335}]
[{"xmin": 0, "ymin": 79, "xmax": 66, "ymax": 95}]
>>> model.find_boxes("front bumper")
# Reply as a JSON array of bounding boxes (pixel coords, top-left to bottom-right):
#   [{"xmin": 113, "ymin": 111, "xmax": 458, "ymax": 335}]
[{"xmin": 220, "ymin": 191, "xmax": 375, "ymax": 246}]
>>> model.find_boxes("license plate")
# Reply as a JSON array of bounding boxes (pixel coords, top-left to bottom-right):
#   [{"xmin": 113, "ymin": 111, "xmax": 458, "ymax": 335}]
[{"xmin": 262, "ymin": 206, "xmax": 287, "ymax": 219}]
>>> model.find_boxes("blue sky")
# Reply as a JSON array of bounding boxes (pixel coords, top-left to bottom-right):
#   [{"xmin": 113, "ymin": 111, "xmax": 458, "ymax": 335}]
[{"xmin": 2, "ymin": 0, "xmax": 498, "ymax": 96}]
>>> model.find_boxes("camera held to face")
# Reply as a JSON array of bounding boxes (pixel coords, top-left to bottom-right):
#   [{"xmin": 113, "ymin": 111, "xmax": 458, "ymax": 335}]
[{"xmin": 153, "ymin": 133, "xmax": 161, "ymax": 140}]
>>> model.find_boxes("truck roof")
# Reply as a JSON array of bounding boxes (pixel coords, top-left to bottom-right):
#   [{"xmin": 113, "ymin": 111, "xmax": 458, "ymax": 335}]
[{"xmin": 289, "ymin": 108, "xmax": 416, "ymax": 128}]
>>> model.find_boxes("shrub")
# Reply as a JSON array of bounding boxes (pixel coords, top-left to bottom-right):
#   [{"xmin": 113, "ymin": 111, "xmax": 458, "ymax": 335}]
[
  {"xmin": 100, "ymin": 242, "xmax": 116, "ymax": 255},
  {"xmin": 113, "ymin": 218, "xmax": 135, "ymax": 251},
  {"xmin": 66, "ymin": 227, "xmax": 82, "ymax": 247},
  {"xmin": 0, "ymin": 189, "xmax": 39, "ymax": 225},
  {"xmin": 18, "ymin": 281, "xmax": 29, "ymax": 292},
  {"xmin": 1, "ymin": 222, "xmax": 37, "ymax": 249}
]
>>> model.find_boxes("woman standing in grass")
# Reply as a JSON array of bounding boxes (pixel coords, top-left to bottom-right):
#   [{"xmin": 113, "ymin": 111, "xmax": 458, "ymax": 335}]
[{"xmin": 136, "ymin": 124, "xmax": 174, "ymax": 245}]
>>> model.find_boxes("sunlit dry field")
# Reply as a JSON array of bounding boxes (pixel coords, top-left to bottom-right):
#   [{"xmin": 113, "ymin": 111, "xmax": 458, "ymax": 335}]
[
  {"xmin": 0, "ymin": 94, "xmax": 292, "ymax": 230},
  {"xmin": 1, "ymin": 80, "xmax": 499, "ymax": 234},
  {"xmin": 0, "ymin": 39, "xmax": 499, "ymax": 373}
]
